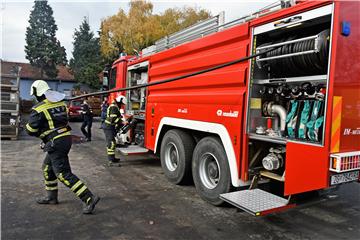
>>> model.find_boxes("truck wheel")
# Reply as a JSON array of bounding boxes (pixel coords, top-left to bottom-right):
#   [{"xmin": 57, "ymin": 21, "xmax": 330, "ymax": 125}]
[
  {"xmin": 192, "ymin": 136, "xmax": 231, "ymax": 206},
  {"xmin": 160, "ymin": 129, "xmax": 195, "ymax": 185}
]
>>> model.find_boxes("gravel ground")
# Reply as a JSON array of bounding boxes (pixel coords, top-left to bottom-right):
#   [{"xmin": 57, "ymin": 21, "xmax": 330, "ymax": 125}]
[{"xmin": 1, "ymin": 119, "xmax": 360, "ymax": 240}]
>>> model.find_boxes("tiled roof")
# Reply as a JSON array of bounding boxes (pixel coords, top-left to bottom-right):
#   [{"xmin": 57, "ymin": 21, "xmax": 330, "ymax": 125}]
[{"xmin": 1, "ymin": 60, "xmax": 75, "ymax": 82}]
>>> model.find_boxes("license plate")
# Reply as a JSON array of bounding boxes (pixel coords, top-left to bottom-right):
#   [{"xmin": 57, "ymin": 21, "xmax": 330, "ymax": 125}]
[{"xmin": 330, "ymin": 171, "xmax": 359, "ymax": 185}]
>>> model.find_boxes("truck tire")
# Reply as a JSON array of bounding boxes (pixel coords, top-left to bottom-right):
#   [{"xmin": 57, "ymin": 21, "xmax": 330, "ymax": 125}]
[
  {"xmin": 160, "ymin": 129, "xmax": 195, "ymax": 185},
  {"xmin": 192, "ymin": 136, "xmax": 231, "ymax": 206}
]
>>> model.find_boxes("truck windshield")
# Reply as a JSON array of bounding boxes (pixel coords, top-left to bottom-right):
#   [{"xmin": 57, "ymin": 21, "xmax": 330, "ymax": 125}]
[{"xmin": 109, "ymin": 67, "xmax": 117, "ymax": 89}]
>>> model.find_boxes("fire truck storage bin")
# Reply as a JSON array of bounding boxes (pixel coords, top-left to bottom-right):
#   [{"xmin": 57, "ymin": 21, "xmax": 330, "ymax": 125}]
[
  {"xmin": 1, "ymin": 125, "xmax": 18, "ymax": 139},
  {"xmin": 0, "ymin": 101, "xmax": 20, "ymax": 112},
  {"xmin": 0, "ymin": 74, "xmax": 20, "ymax": 89},
  {"xmin": 1, "ymin": 113, "xmax": 19, "ymax": 126},
  {"xmin": 1, "ymin": 111, "xmax": 19, "ymax": 139},
  {"xmin": 127, "ymin": 61, "xmax": 148, "ymax": 116},
  {"xmin": 1, "ymin": 91, "xmax": 19, "ymax": 103},
  {"xmin": 245, "ymin": 6, "xmax": 333, "ymax": 177},
  {"xmin": 253, "ymin": 10, "xmax": 332, "ymax": 79},
  {"xmin": 247, "ymin": 10, "xmax": 331, "ymax": 145}
]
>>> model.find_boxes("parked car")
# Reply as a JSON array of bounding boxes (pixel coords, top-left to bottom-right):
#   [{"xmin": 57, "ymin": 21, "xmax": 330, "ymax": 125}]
[{"xmin": 67, "ymin": 100, "xmax": 83, "ymax": 121}]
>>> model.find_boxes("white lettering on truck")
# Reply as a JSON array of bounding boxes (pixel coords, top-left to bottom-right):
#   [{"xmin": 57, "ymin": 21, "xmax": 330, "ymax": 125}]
[
  {"xmin": 217, "ymin": 110, "xmax": 239, "ymax": 118},
  {"xmin": 343, "ymin": 128, "xmax": 360, "ymax": 136}
]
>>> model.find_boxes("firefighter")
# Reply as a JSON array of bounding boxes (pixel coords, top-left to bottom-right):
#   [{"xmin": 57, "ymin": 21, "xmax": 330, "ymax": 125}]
[
  {"xmin": 80, "ymin": 99, "xmax": 93, "ymax": 141},
  {"xmin": 103, "ymin": 95, "xmax": 126, "ymax": 166},
  {"xmin": 25, "ymin": 80, "xmax": 100, "ymax": 214}
]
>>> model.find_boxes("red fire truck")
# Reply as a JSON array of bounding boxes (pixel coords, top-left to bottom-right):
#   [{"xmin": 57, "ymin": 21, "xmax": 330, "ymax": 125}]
[{"xmin": 103, "ymin": 0, "xmax": 359, "ymax": 215}]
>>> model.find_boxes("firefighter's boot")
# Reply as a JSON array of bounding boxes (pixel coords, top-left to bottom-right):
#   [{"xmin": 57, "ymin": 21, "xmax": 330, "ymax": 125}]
[
  {"xmin": 36, "ymin": 190, "xmax": 58, "ymax": 204},
  {"xmin": 108, "ymin": 161, "xmax": 121, "ymax": 167},
  {"xmin": 83, "ymin": 195, "xmax": 100, "ymax": 214},
  {"xmin": 108, "ymin": 155, "xmax": 121, "ymax": 167}
]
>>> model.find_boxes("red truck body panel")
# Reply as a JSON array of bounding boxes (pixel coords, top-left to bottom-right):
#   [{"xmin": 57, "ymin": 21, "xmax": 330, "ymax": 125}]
[
  {"xmin": 112, "ymin": 0, "xmax": 359, "ymax": 196},
  {"xmin": 330, "ymin": 1, "xmax": 360, "ymax": 153},
  {"xmin": 146, "ymin": 23, "xmax": 250, "ymax": 171}
]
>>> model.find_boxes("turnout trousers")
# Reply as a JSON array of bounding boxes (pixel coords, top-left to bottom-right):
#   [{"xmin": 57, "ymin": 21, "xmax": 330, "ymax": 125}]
[
  {"xmin": 42, "ymin": 135, "xmax": 94, "ymax": 204},
  {"xmin": 103, "ymin": 125, "xmax": 116, "ymax": 162}
]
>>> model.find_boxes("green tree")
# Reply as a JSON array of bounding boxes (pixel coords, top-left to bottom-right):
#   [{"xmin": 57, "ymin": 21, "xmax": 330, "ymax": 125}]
[
  {"xmin": 100, "ymin": 0, "xmax": 211, "ymax": 59},
  {"xmin": 25, "ymin": 0, "xmax": 67, "ymax": 78},
  {"xmin": 70, "ymin": 18, "xmax": 102, "ymax": 89}
]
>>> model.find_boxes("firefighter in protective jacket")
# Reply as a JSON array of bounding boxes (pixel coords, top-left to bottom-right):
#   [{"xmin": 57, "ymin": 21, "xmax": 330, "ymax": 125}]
[
  {"xmin": 102, "ymin": 95, "xmax": 127, "ymax": 166},
  {"xmin": 25, "ymin": 80, "xmax": 100, "ymax": 214}
]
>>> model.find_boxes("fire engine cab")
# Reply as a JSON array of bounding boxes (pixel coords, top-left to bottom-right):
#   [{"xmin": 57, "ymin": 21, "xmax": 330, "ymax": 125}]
[{"xmin": 104, "ymin": 0, "xmax": 360, "ymax": 215}]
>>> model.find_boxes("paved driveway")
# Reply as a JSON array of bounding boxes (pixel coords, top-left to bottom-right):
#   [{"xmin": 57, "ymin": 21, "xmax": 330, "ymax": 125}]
[{"xmin": 2, "ymin": 120, "xmax": 359, "ymax": 240}]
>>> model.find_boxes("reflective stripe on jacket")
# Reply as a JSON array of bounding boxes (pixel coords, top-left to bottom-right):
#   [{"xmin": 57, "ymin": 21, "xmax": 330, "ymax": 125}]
[{"xmin": 25, "ymin": 99, "xmax": 71, "ymax": 142}]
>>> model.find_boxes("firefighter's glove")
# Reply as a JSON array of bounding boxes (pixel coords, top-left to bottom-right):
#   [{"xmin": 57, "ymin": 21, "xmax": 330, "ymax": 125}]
[{"xmin": 43, "ymin": 141, "xmax": 55, "ymax": 153}]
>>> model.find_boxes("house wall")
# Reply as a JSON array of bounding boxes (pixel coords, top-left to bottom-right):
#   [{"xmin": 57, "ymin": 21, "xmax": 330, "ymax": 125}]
[{"xmin": 20, "ymin": 79, "xmax": 76, "ymax": 100}]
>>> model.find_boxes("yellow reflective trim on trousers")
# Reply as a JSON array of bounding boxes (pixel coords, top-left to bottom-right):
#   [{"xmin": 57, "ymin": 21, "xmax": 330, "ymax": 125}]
[
  {"xmin": 45, "ymin": 180, "xmax": 57, "ymax": 185},
  {"xmin": 76, "ymin": 185, "xmax": 88, "ymax": 196},
  {"xmin": 107, "ymin": 141, "xmax": 116, "ymax": 155},
  {"xmin": 105, "ymin": 120, "xmax": 112, "ymax": 125},
  {"xmin": 109, "ymin": 114, "xmax": 118, "ymax": 117},
  {"xmin": 45, "ymin": 186, "xmax": 58, "ymax": 191},
  {"xmin": 43, "ymin": 110, "xmax": 54, "ymax": 129},
  {"xmin": 58, "ymin": 173, "xmax": 71, "ymax": 186},
  {"xmin": 26, "ymin": 123, "xmax": 38, "ymax": 132},
  {"xmin": 43, "ymin": 165, "xmax": 49, "ymax": 180},
  {"xmin": 86, "ymin": 197, "xmax": 91, "ymax": 204},
  {"xmin": 52, "ymin": 131, "xmax": 71, "ymax": 140},
  {"xmin": 70, "ymin": 180, "xmax": 83, "ymax": 191}
]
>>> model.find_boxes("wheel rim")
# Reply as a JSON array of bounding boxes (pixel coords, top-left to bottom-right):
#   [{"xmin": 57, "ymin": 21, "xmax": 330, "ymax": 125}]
[
  {"xmin": 199, "ymin": 152, "xmax": 220, "ymax": 189},
  {"xmin": 164, "ymin": 142, "xmax": 179, "ymax": 172}
]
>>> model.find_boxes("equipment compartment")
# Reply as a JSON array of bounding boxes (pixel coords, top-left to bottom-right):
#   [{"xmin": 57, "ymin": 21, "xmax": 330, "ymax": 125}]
[
  {"xmin": 247, "ymin": 5, "xmax": 332, "ymax": 146},
  {"xmin": 246, "ymin": 4, "xmax": 334, "ymax": 181},
  {"xmin": 126, "ymin": 61, "xmax": 148, "ymax": 118}
]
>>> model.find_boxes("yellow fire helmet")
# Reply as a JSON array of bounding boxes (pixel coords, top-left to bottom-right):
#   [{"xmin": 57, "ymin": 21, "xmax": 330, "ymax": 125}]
[
  {"xmin": 30, "ymin": 80, "xmax": 65, "ymax": 102},
  {"xmin": 30, "ymin": 80, "xmax": 50, "ymax": 97}
]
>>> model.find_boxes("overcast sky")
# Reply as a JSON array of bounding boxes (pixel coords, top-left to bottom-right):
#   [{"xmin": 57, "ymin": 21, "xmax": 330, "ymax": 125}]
[{"xmin": 1, "ymin": 0, "xmax": 273, "ymax": 63}]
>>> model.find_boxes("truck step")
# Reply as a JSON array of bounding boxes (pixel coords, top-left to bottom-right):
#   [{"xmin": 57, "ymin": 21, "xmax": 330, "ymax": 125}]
[
  {"xmin": 220, "ymin": 189, "xmax": 294, "ymax": 216},
  {"xmin": 117, "ymin": 145, "xmax": 149, "ymax": 155}
]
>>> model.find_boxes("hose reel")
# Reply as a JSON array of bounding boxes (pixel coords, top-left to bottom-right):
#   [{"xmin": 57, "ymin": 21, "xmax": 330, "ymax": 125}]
[{"xmin": 256, "ymin": 29, "xmax": 330, "ymax": 77}]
